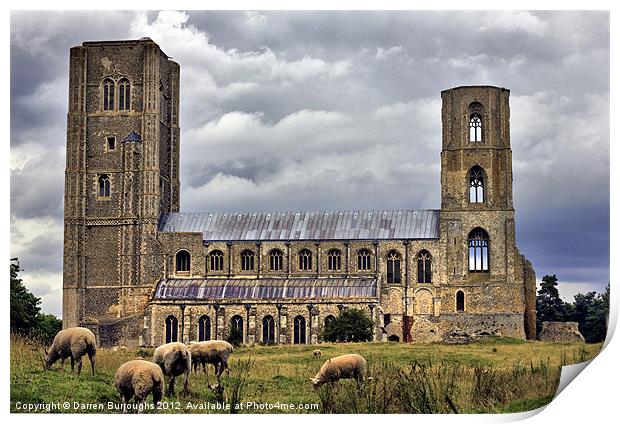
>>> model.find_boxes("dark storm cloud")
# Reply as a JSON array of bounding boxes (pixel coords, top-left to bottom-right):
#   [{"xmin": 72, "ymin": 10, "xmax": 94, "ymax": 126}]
[{"xmin": 10, "ymin": 11, "xmax": 609, "ymax": 315}]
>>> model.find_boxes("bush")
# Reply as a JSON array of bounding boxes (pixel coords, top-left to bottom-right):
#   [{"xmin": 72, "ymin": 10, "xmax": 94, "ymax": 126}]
[
  {"xmin": 227, "ymin": 326, "xmax": 244, "ymax": 347},
  {"xmin": 322, "ymin": 308, "xmax": 373, "ymax": 342}
]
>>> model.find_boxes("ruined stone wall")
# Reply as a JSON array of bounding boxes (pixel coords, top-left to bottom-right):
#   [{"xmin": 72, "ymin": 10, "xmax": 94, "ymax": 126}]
[
  {"xmin": 539, "ymin": 322, "xmax": 585, "ymax": 343},
  {"xmin": 409, "ymin": 313, "xmax": 525, "ymax": 343},
  {"xmin": 522, "ymin": 255, "xmax": 537, "ymax": 340}
]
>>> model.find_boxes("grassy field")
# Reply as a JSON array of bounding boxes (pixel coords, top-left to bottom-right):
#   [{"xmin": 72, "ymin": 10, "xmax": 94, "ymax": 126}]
[{"xmin": 10, "ymin": 335, "xmax": 601, "ymax": 414}]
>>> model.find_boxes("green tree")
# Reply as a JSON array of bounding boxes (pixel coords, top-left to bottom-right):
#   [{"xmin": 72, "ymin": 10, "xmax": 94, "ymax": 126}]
[
  {"xmin": 323, "ymin": 308, "xmax": 374, "ymax": 343},
  {"xmin": 535, "ymin": 274, "xmax": 569, "ymax": 336},
  {"xmin": 10, "ymin": 258, "xmax": 41, "ymax": 335},
  {"xmin": 35, "ymin": 313, "xmax": 63, "ymax": 343},
  {"xmin": 568, "ymin": 284, "xmax": 609, "ymax": 343},
  {"xmin": 10, "ymin": 258, "xmax": 62, "ymax": 342}
]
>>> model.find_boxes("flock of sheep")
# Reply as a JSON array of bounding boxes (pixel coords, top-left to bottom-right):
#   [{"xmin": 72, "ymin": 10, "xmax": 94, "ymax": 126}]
[{"xmin": 43, "ymin": 327, "xmax": 371, "ymax": 411}]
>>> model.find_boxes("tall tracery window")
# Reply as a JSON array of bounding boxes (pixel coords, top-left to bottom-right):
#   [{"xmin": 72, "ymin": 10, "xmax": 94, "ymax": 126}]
[
  {"xmin": 230, "ymin": 315, "xmax": 244, "ymax": 343},
  {"xmin": 357, "ymin": 249, "xmax": 372, "ymax": 271},
  {"xmin": 269, "ymin": 249, "xmax": 283, "ymax": 271},
  {"xmin": 118, "ymin": 78, "xmax": 131, "ymax": 111},
  {"xmin": 324, "ymin": 315, "xmax": 336, "ymax": 328},
  {"xmin": 469, "ymin": 102, "xmax": 484, "ymax": 142},
  {"xmin": 98, "ymin": 174, "xmax": 111, "ymax": 198},
  {"xmin": 468, "ymin": 228, "xmax": 489, "ymax": 273},
  {"xmin": 241, "ymin": 250, "xmax": 255, "ymax": 271},
  {"xmin": 456, "ymin": 290, "xmax": 465, "ymax": 312},
  {"xmin": 469, "ymin": 114, "xmax": 482, "ymax": 142},
  {"xmin": 165, "ymin": 315, "xmax": 178, "ymax": 343},
  {"xmin": 198, "ymin": 315, "xmax": 211, "ymax": 341},
  {"xmin": 417, "ymin": 250, "xmax": 432, "ymax": 283},
  {"xmin": 103, "ymin": 78, "xmax": 115, "ymax": 111},
  {"xmin": 175, "ymin": 250, "xmax": 190, "ymax": 273},
  {"xmin": 262, "ymin": 315, "xmax": 275, "ymax": 344},
  {"xmin": 469, "ymin": 166, "xmax": 485, "ymax": 203},
  {"xmin": 293, "ymin": 315, "xmax": 306, "ymax": 344},
  {"xmin": 209, "ymin": 250, "xmax": 224, "ymax": 271},
  {"xmin": 299, "ymin": 249, "xmax": 313, "ymax": 271},
  {"xmin": 327, "ymin": 249, "xmax": 342, "ymax": 271},
  {"xmin": 386, "ymin": 251, "xmax": 401, "ymax": 284}
]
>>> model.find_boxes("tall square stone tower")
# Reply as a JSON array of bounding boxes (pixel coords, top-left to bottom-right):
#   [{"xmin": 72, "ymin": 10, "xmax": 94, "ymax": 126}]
[{"xmin": 63, "ymin": 38, "xmax": 179, "ymax": 342}]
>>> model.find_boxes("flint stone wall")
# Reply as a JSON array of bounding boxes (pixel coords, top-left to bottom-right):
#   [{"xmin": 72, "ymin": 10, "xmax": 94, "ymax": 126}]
[{"xmin": 539, "ymin": 321, "xmax": 585, "ymax": 343}]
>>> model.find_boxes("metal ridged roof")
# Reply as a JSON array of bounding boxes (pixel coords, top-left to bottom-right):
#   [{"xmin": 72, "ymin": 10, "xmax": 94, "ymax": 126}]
[
  {"xmin": 158, "ymin": 209, "xmax": 439, "ymax": 241},
  {"xmin": 154, "ymin": 278, "xmax": 378, "ymax": 301}
]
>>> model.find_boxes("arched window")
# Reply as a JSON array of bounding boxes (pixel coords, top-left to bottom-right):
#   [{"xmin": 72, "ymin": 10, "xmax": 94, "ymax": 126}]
[
  {"xmin": 469, "ymin": 114, "xmax": 482, "ymax": 142},
  {"xmin": 468, "ymin": 102, "xmax": 484, "ymax": 142},
  {"xmin": 299, "ymin": 249, "xmax": 312, "ymax": 271},
  {"xmin": 262, "ymin": 315, "xmax": 275, "ymax": 344},
  {"xmin": 357, "ymin": 249, "xmax": 372, "ymax": 271},
  {"xmin": 98, "ymin": 174, "xmax": 111, "ymax": 197},
  {"xmin": 175, "ymin": 250, "xmax": 190, "ymax": 273},
  {"xmin": 230, "ymin": 315, "xmax": 244, "ymax": 343},
  {"xmin": 209, "ymin": 250, "xmax": 224, "ymax": 271},
  {"xmin": 468, "ymin": 228, "xmax": 489, "ymax": 273},
  {"xmin": 293, "ymin": 315, "xmax": 306, "ymax": 344},
  {"xmin": 269, "ymin": 249, "xmax": 283, "ymax": 271},
  {"xmin": 165, "ymin": 315, "xmax": 178, "ymax": 343},
  {"xmin": 103, "ymin": 78, "xmax": 115, "ymax": 111},
  {"xmin": 469, "ymin": 165, "xmax": 485, "ymax": 203},
  {"xmin": 198, "ymin": 315, "xmax": 211, "ymax": 341},
  {"xmin": 417, "ymin": 250, "xmax": 432, "ymax": 283},
  {"xmin": 324, "ymin": 315, "xmax": 336, "ymax": 328},
  {"xmin": 327, "ymin": 249, "xmax": 342, "ymax": 271},
  {"xmin": 241, "ymin": 250, "xmax": 255, "ymax": 271},
  {"xmin": 456, "ymin": 290, "xmax": 465, "ymax": 312},
  {"xmin": 386, "ymin": 251, "xmax": 401, "ymax": 284},
  {"xmin": 118, "ymin": 78, "xmax": 130, "ymax": 111}
]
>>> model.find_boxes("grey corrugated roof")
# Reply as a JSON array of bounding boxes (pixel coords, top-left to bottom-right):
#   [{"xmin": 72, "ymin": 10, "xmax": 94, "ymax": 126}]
[
  {"xmin": 158, "ymin": 209, "xmax": 439, "ymax": 241},
  {"xmin": 154, "ymin": 278, "xmax": 378, "ymax": 301}
]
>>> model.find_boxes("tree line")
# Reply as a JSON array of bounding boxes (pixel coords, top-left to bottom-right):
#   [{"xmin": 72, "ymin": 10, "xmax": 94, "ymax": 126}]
[
  {"xmin": 536, "ymin": 274, "xmax": 609, "ymax": 343},
  {"xmin": 10, "ymin": 258, "xmax": 62, "ymax": 343}
]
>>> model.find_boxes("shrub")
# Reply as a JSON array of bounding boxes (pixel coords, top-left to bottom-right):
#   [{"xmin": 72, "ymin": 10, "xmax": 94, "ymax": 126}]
[
  {"xmin": 227, "ymin": 326, "xmax": 244, "ymax": 347},
  {"xmin": 322, "ymin": 308, "xmax": 373, "ymax": 342}
]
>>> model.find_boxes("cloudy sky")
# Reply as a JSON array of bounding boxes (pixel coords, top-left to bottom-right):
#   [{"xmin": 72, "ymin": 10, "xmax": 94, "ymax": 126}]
[{"xmin": 10, "ymin": 11, "xmax": 609, "ymax": 317}]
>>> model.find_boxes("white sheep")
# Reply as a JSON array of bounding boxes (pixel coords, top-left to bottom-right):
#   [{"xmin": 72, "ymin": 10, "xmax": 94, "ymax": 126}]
[
  {"xmin": 114, "ymin": 359, "xmax": 164, "ymax": 410},
  {"xmin": 111, "ymin": 345, "xmax": 128, "ymax": 352},
  {"xmin": 44, "ymin": 327, "xmax": 97, "ymax": 376},
  {"xmin": 313, "ymin": 349, "xmax": 322, "ymax": 359},
  {"xmin": 152, "ymin": 342, "xmax": 191, "ymax": 397},
  {"xmin": 189, "ymin": 340, "xmax": 234, "ymax": 381},
  {"xmin": 310, "ymin": 354, "xmax": 370, "ymax": 389}
]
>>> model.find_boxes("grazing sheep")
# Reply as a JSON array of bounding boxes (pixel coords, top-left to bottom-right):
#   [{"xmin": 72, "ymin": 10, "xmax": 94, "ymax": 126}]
[
  {"xmin": 44, "ymin": 327, "xmax": 97, "ymax": 376},
  {"xmin": 313, "ymin": 349, "xmax": 322, "ymax": 359},
  {"xmin": 111, "ymin": 346, "xmax": 128, "ymax": 352},
  {"xmin": 310, "ymin": 354, "xmax": 370, "ymax": 389},
  {"xmin": 152, "ymin": 342, "xmax": 191, "ymax": 397},
  {"xmin": 114, "ymin": 359, "xmax": 164, "ymax": 411},
  {"xmin": 189, "ymin": 340, "xmax": 234, "ymax": 381}
]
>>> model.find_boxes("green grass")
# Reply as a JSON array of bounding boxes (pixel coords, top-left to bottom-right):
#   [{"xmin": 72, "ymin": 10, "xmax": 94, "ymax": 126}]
[{"xmin": 10, "ymin": 335, "xmax": 601, "ymax": 414}]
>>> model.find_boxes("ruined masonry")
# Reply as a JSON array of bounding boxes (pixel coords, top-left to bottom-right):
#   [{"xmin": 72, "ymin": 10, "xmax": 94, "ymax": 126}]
[{"xmin": 62, "ymin": 38, "xmax": 537, "ymax": 347}]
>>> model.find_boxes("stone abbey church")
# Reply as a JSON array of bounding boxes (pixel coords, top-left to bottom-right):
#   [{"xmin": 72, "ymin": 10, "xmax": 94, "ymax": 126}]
[{"xmin": 63, "ymin": 38, "xmax": 537, "ymax": 348}]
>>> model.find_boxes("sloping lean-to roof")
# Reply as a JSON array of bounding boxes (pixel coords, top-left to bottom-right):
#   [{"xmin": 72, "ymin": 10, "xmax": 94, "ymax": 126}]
[
  {"xmin": 158, "ymin": 209, "xmax": 439, "ymax": 241},
  {"xmin": 154, "ymin": 278, "xmax": 378, "ymax": 301}
]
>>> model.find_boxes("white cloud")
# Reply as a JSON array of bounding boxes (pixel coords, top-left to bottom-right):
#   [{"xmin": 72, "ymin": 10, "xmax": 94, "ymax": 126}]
[
  {"xmin": 375, "ymin": 46, "xmax": 404, "ymax": 60},
  {"xmin": 478, "ymin": 11, "xmax": 548, "ymax": 36}
]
